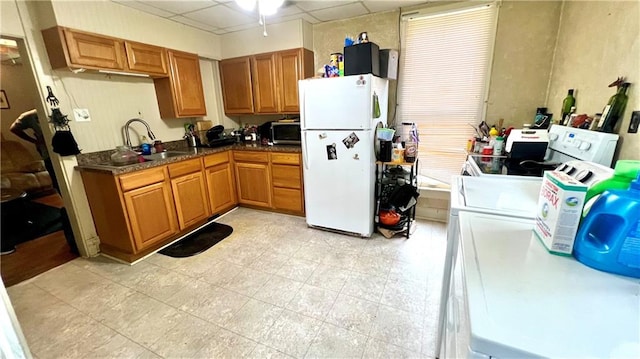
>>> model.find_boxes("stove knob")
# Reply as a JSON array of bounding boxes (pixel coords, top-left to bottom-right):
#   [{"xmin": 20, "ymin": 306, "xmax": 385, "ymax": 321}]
[
  {"xmin": 574, "ymin": 139, "xmax": 582, "ymax": 147},
  {"xmin": 565, "ymin": 166, "xmax": 576, "ymax": 175},
  {"xmin": 579, "ymin": 141, "xmax": 591, "ymax": 151},
  {"xmin": 549, "ymin": 133, "xmax": 559, "ymax": 141},
  {"xmin": 556, "ymin": 163, "xmax": 567, "ymax": 172},
  {"xmin": 576, "ymin": 170, "xmax": 593, "ymax": 183}
]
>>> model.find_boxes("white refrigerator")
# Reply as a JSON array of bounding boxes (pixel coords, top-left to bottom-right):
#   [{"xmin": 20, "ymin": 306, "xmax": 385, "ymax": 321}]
[{"xmin": 299, "ymin": 75, "xmax": 389, "ymax": 237}]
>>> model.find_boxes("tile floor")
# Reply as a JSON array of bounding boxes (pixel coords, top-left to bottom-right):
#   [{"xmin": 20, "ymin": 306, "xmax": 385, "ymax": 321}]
[{"xmin": 7, "ymin": 208, "xmax": 447, "ymax": 359}]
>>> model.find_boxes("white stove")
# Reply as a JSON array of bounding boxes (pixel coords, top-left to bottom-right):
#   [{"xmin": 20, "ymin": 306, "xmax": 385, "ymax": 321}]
[{"xmin": 546, "ymin": 125, "xmax": 619, "ymax": 166}]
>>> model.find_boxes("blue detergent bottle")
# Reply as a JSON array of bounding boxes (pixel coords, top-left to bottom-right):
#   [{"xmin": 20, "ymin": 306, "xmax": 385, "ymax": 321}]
[{"xmin": 573, "ymin": 173, "xmax": 640, "ymax": 278}]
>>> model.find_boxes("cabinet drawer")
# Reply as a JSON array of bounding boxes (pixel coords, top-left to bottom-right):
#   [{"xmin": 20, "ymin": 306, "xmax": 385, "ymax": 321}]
[
  {"xmin": 233, "ymin": 151, "xmax": 268, "ymax": 163},
  {"xmin": 272, "ymin": 164, "xmax": 301, "ymax": 189},
  {"xmin": 119, "ymin": 167, "xmax": 166, "ymax": 192},
  {"xmin": 271, "ymin": 152, "xmax": 300, "ymax": 165},
  {"xmin": 204, "ymin": 151, "xmax": 230, "ymax": 168},
  {"xmin": 168, "ymin": 158, "xmax": 202, "ymax": 178},
  {"xmin": 273, "ymin": 187, "xmax": 303, "ymax": 212}
]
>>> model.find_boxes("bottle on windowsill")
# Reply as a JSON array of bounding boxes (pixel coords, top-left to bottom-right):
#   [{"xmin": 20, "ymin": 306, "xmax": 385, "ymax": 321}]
[
  {"xmin": 596, "ymin": 82, "xmax": 630, "ymax": 133},
  {"xmin": 560, "ymin": 89, "xmax": 576, "ymax": 126}
]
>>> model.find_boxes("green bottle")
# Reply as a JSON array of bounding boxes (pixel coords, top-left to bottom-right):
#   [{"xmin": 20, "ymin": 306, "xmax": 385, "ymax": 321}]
[
  {"xmin": 560, "ymin": 89, "xmax": 576, "ymax": 126},
  {"xmin": 597, "ymin": 83, "xmax": 630, "ymax": 133}
]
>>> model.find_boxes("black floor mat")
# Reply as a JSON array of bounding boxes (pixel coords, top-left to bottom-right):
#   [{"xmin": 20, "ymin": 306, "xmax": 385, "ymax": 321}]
[{"xmin": 159, "ymin": 222, "xmax": 233, "ymax": 258}]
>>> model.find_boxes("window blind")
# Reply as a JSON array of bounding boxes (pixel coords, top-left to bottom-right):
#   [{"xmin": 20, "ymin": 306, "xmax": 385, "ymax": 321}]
[{"xmin": 398, "ymin": 4, "xmax": 496, "ymax": 184}]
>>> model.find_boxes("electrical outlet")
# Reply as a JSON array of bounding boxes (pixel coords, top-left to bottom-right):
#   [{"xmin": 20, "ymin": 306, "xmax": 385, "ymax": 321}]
[{"xmin": 73, "ymin": 108, "xmax": 91, "ymax": 122}]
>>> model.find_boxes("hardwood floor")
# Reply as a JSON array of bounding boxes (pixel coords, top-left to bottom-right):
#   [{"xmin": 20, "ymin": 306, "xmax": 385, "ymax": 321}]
[{"xmin": 1, "ymin": 193, "xmax": 78, "ymax": 287}]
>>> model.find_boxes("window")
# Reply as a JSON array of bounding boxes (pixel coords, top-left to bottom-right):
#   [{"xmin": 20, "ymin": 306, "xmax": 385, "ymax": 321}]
[{"xmin": 397, "ymin": 3, "xmax": 497, "ymax": 184}]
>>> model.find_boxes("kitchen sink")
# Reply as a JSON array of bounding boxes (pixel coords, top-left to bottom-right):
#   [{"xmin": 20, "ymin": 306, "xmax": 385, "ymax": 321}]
[{"xmin": 142, "ymin": 151, "xmax": 190, "ymax": 161}]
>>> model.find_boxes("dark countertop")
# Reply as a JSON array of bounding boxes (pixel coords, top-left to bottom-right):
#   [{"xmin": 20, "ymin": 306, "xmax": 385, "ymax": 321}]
[{"xmin": 75, "ymin": 142, "xmax": 302, "ymax": 175}]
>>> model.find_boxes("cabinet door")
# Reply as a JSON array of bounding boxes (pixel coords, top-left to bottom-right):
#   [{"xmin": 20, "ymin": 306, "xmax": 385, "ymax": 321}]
[
  {"xmin": 171, "ymin": 171, "xmax": 210, "ymax": 229},
  {"xmin": 125, "ymin": 41, "xmax": 167, "ymax": 76},
  {"xmin": 169, "ymin": 51, "xmax": 207, "ymax": 117},
  {"xmin": 219, "ymin": 57, "xmax": 254, "ymax": 114},
  {"xmin": 205, "ymin": 162, "xmax": 238, "ymax": 214},
  {"xmin": 63, "ymin": 28, "xmax": 126, "ymax": 70},
  {"xmin": 123, "ymin": 181, "xmax": 178, "ymax": 251},
  {"xmin": 278, "ymin": 48, "xmax": 314, "ymax": 113},
  {"xmin": 252, "ymin": 53, "xmax": 279, "ymax": 113},
  {"xmin": 235, "ymin": 162, "xmax": 272, "ymax": 208}
]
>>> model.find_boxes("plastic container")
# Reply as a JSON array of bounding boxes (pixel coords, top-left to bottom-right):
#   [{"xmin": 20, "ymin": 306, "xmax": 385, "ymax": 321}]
[
  {"xmin": 140, "ymin": 136, "xmax": 152, "ymax": 155},
  {"xmin": 493, "ymin": 136, "xmax": 504, "ymax": 155},
  {"xmin": 111, "ymin": 146, "xmax": 139, "ymax": 165},
  {"xmin": 573, "ymin": 173, "xmax": 640, "ymax": 278},
  {"xmin": 584, "ymin": 160, "xmax": 640, "ymax": 216}
]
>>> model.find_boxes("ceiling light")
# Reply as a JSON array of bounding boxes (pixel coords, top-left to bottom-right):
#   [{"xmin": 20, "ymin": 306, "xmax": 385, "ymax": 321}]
[{"xmin": 235, "ymin": 0, "xmax": 285, "ymax": 36}]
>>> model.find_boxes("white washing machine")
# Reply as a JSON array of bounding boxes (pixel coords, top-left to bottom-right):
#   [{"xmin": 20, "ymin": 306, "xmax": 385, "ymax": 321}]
[{"xmin": 442, "ymin": 212, "xmax": 640, "ymax": 358}]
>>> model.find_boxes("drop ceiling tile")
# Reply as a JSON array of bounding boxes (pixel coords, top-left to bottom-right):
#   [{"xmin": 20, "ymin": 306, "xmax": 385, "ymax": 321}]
[
  {"xmin": 169, "ymin": 15, "xmax": 219, "ymax": 32},
  {"xmin": 184, "ymin": 4, "xmax": 256, "ymax": 28},
  {"xmin": 143, "ymin": 0, "xmax": 217, "ymax": 15},
  {"xmin": 271, "ymin": 12, "xmax": 321, "ymax": 25},
  {"xmin": 309, "ymin": 2, "xmax": 368, "ymax": 22},
  {"xmin": 223, "ymin": 22, "xmax": 261, "ymax": 33},
  {"xmin": 275, "ymin": 3, "xmax": 303, "ymax": 16},
  {"xmin": 295, "ymin": 1, "xmax": 356, "ymax": 12},
  {"xmin": 362, "ymin": 1, "xmax": 427, "ymax": 13},
  {"xmin": 113, "ymin": 0, "xmax": 175, "ymax": 17}
]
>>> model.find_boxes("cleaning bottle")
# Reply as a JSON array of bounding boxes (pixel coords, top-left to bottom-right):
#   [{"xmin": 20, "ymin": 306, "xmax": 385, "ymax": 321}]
[
  {"xmin": 140, "ymin": 136, "xmax": 152, "ymax": 155},
  {"xmin": 573, "ymin": 172, "xmax": 640, "ymax": 278},
  {"xmin": 583, "ymin": 160, "xmax": 640, "ymax": 218}
]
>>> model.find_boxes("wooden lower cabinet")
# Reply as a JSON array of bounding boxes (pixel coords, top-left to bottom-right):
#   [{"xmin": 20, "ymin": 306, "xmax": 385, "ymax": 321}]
[
  {"xmin": 171, "ymin": 171, "xmax": 210, "ymax": 229},
  {"xmin": 205, "ymin": 163, "xmax": 237, "ymax": 214},
  {"xmin": 235, "ymin": 161, "xmax": 272, "ymax": 208},
  {"xmin": 123, "ymin": 181, "xmax": 178, "ymax": 251},
  {"xmin": 270, "ymin": 153, "xmax": 304, "ymax": 215}
]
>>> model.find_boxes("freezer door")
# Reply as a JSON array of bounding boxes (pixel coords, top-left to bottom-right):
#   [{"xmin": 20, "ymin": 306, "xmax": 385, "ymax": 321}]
[
  {"xmin": 300, "ymin": 76, "xmax": 374, "ymax": 130},
  {"xmin": 302, "ymin": 129, "xmax": 375, "ymax": 236}
]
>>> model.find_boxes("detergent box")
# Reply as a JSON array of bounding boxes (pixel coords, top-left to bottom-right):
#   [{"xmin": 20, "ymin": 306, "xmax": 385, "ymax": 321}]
[{"xmin": 533, "ymin": 170, "xmax": 588, "ymax": 255}]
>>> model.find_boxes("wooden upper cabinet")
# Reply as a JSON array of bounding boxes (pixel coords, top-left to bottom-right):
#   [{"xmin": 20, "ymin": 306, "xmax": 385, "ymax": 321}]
[
  {"xmin": 219, "ymin": 57, "xmax": 254, "ymax": 114},
  {"xmin": 278, "ymin": 48, "xmax": 314, "ymax": 113},
  {"xmin": 42, "ymin": 26, "xmax": 126, "ymax": 71},
  {"xmin": 219, "ymin": 48, "xmax": 314, "ymax": 115},
  {"xmin": 124, "ymin": 41, "xmax": 168, "ymax": 76},
  {"xmin": 252, "ymin": 53, "xmax": 279, "ymax": 113},
  {"xmin": 154, "ymin": 50, "xmax": 207, "ymax": 118}
]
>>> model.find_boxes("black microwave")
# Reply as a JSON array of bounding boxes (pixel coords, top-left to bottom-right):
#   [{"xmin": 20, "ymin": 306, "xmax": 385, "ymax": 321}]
[{"xmin": 271, "ymin": 122, "xmax": 301, "ymax": 145}]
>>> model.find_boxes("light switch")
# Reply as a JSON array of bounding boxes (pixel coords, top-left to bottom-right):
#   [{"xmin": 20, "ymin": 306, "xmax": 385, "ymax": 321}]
[{"xmin": 73, "ymin": 108, "xmax": 91, "ymax": 122}]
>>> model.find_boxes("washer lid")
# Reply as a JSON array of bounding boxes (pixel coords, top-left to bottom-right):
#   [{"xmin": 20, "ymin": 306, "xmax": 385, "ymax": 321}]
[
  {"xmin": 459, "ymin": 212, "xmax": 640, "ymax": 358},
  {"xmin": 457, "ymin": 175, "xmax": 542, "ymax": 219}
]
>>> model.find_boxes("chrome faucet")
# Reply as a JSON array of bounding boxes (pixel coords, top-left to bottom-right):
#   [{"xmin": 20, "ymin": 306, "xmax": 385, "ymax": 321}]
[{"xmin": 124, "ymin": 118, "xmax": 156, "ymax": 148}]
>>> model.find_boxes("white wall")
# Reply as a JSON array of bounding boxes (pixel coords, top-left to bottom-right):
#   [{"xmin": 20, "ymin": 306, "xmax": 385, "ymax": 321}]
[
  {"xmin": 49, "ymin": 0, "xmax": 221, "ymax": 60},
  {"xmin": 220, "ymin": 19, "xmax": 310, "ymax": 59},
  {"xmin": 547, "ymin": 0, "xmax": 639, "ymax": 161}
]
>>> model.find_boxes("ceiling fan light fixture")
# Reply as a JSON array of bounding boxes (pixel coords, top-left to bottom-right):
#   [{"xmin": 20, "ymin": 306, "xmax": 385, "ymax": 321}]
[
  {"xmin": 235, "ymin": 0, "xmax": 256, "ymax": 12},
  {"xmin": 258, "ymin": 0, "xmax": 285, "ymax": 16}
]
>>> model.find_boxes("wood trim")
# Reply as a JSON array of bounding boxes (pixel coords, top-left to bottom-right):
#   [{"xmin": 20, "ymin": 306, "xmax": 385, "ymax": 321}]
[
  {"xmin": 168, "ymin": 158, "xmax": 202, "ymax": 178},
  {"xmin": 119, "ymin": 166, "xmax": 166, "ymax": 192},
  {"xmin": 270, "ymin": 152, "xmax": 300, "ymax": 165},
  {"xmin": 233, "ymin": 151, "xmax": 269, "ymax": 163},
  {"xmin": 203, "ymin": 151, "xmax": 230, "ymax": 168}
]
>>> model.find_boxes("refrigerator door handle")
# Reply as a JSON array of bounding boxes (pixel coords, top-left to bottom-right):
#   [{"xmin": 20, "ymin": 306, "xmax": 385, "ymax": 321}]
[{"xmin": 302, "ymin": 131, "xmax": 309, "ymax": 170}]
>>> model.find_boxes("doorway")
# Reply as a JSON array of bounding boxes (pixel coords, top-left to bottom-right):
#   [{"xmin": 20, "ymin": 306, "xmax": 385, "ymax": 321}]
[{"xmin": 0, "ymin": 36, "xmax": 78, "ymax": 287}]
